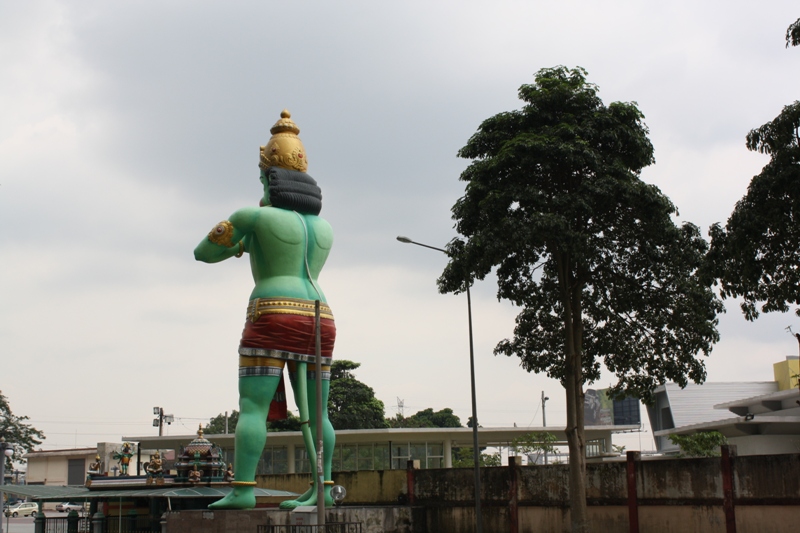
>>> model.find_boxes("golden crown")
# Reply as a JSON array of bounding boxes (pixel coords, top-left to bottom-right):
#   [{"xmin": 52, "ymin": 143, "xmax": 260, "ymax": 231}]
[{"xmin": 259, "ymin": 109, "xmax": 308, "ymax": 172}]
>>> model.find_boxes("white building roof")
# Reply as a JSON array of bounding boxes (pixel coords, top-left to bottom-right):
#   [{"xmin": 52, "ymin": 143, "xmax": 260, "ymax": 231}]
[{"xmin": 656, "ymin": 381, "xmax": 777, "ymax": 428}]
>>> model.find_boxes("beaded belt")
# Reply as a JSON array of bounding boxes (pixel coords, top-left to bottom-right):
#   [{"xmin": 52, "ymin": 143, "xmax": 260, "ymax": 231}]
[{"xmin": 246, "ymin": 297, "xmax": 334, "ymax": 323}]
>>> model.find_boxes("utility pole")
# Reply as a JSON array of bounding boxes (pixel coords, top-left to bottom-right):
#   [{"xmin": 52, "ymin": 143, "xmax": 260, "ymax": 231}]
[
  {"xmin": 541, "ymin": 392, "xmax": 549, "ymax": 465},
  {"xmin": 152, "ymin": 407, "xmax": 174, "ymax": 436}
]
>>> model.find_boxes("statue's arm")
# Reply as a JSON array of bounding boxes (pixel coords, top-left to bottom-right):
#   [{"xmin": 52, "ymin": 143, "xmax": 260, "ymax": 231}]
[{"xmin": 194, "ymin": 207, "xmax": 259, "ymax": 263}]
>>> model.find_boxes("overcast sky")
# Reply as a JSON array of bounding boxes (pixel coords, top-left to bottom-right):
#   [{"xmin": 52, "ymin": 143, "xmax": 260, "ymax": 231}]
[{"xmin": 2, "ymin": 1, "xmax": 799, "ymax": 455}]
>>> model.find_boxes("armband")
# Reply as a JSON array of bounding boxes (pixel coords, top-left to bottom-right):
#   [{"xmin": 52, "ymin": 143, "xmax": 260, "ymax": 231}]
[{"xmin": 208, "ymin": 220, "xmax": 235, "ymax": 247}]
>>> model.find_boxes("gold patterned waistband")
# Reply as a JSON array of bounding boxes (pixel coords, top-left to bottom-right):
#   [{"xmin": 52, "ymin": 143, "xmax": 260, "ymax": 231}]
[{"xmin": 246, "ymin": 297, "xmax": 334, "ymax": 322}]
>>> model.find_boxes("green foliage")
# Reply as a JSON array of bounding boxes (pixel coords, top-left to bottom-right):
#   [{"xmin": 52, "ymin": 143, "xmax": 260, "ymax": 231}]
[
  {"xmin": 787, "ymin": 17, "xmax": 800, "ymax": 48},
  {"xmin": 707, "ymin": 101, "xmax": 800, "ymax": 320},
  {"xmin": 439, "ymin": 65, "xmax": 722, "ymax": 402},
  {"xmin": 668, "ymin": 431, "xmax": 728, "ymax": 458},
  {"xmin": 439, "ymin": 66, "xmax": 722, "ymax": 529},
  {"xmin": 328, "ymin": 360, "xmax": 388, "ymax": 430},
  {"xmin": 269, "ymin": 411, "xmax": 302, "ymax": 432},
  {"xmin": 388, "ymin": 408, "xmax": 462, "ymax": 428},
  {"xmin": 451, "ymin": 447, "xmax": 501, "ymax": 468},
  {"xmin": 511, "ymin": 432, "xmax": 557, "ymax": 465},
  {"xmin": 205, "ymin": 410, "xmax": 239, "ymax": 434},
  {"xmin": 0, "ymin": 391, "xmax": 45, "ymax": 468}
]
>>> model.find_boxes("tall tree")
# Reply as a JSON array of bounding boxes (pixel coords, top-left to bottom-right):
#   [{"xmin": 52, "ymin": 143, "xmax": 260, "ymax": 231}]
[
  {"xmin": 328, "ymin": 360, "xmax": 387, "ymax": 430},
  {"xmin": 0, "ymin": 391, "xmax": 45, "ymax": 469},
  {"xmin": 439, "ymin": 66, "xmax": 722, "ymax": 532},
  {"xmin": 708, "ymin": 21, "xmax": 800, "ymax": 319}
]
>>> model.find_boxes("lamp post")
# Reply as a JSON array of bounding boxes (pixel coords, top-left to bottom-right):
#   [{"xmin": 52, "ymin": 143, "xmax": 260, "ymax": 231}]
[
  {"xmin": 396, "ymin": 236, "xmax": 483, "ymax": 533},
  {"xmin": 541, "ymin": 391, "xmax": 550, "ymax": 464},
  {"xmin": 0, "ymin": 438, "xmax": 17, "ymax": 533}
]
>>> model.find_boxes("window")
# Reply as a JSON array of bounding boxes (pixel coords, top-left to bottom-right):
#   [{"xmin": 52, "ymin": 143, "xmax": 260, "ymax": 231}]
[{"xmin": 256, "ymin": 446, "xmax": 288, "ymax": 475}]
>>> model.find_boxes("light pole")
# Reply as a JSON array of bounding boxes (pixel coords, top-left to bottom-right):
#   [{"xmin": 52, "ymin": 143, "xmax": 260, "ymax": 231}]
[
  {"xmin": 541, "ymin": 391, "xmax": 549, "ymax": 465},
  {"xmin": 0, "ymin": 438, "xmax": 17, "ymax": 533},
  {"xmin": 152, "ymin": 407, "xmax": 174, "ymax": 437},
  {"xmin": 396, "ymin": 235, "xmax": 483, "ymax": 533}
]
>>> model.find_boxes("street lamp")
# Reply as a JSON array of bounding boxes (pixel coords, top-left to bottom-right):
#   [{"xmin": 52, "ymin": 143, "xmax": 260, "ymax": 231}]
[
  {"xmin": 541, "ymin": 391, "xmax": 550, "ymax": 465},
  {"xmin": 396, "ymin": 235, "xmax": 483, "ymax": 533},
  {"xmin": 1, "ymin": 438, "xmax": 17, "ymax": 533}
]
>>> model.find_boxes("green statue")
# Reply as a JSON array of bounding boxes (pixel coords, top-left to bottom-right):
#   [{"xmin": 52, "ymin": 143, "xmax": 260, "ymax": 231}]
[{"xmin": 195, "ymin": 110, "xmax": 336, "ymax": 509}]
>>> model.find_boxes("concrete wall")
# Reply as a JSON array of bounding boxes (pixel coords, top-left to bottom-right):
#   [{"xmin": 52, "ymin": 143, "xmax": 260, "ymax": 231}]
[
  {"xmin": 252, "ymin": 451, "xmax": 800, "ymax": 532},
  {"xmin": 255, "ymin": 470, "xmax": 407, "ymax": 506}
]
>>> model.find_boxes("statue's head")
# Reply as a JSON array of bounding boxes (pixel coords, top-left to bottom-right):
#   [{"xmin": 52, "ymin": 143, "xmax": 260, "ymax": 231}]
[
  {"xmin": 258, "ymin": 110, "xmax": 322, "ymax": 215},
  {"xmin": 259, "ymin": 109, "xmax": 308, "ymax": 173}
]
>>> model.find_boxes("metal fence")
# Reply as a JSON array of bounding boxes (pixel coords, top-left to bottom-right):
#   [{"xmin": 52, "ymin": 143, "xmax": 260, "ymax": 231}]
[
  {"xmin": 41, "ymin": 516, "xmax": 91, "ymax": 533},
  {"xmin": 257, "ymin": 523, "xmax": 362, "ymax": 533}
]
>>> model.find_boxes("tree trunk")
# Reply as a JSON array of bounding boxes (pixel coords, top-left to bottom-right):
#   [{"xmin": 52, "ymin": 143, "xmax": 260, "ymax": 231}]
[{"xmin": 557, "ymin": 252, "xmax": 589, "ymax": 532}]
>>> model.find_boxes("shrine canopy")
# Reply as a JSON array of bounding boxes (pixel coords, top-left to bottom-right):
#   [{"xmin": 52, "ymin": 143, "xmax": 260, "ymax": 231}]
[{"xmin": 1, "ymin": 484, "xmax": 295, "ymax": 502}]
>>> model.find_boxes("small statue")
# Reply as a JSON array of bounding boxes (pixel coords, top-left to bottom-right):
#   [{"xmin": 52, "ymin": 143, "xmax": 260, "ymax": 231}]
[
  {"xmin": 112, "ymin": 443, "xmax": 134, "ymax": 476},
  {"xmin": 88, "ymin": 454, "xmax": 102, "ymax": 474},
  {"xmin": 146, "ymin": 451, "xmax": 164, "ymax": 486},
  {"xmin": 188, "ymin": 464, "xmax": 202, "ymax": 484},
  {"xmin": 223, "ymin": 464, "xmax": 235, "ymax": 483}
]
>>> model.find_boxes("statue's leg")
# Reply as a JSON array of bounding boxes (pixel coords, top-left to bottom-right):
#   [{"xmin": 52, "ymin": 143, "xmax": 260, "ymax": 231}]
[
  {"xmin": 282, "ymin": 367, "xmax": 334, "ymax": 508},
  {"xmin": 279, "ymin": 362, "xmax": 318, "ymax": 509},
  {"xmin": 209, "ymin": 374, "xmax": 280, "ymax": 509}
]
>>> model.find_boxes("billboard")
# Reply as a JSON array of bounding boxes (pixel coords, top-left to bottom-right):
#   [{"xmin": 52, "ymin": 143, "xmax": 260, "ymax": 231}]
[{"xmin": 584, "ymin": 389, "xmax": 641, "ymax": 426}]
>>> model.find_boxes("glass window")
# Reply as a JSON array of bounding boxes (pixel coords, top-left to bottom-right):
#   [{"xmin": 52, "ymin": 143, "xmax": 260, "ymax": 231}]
[
  {"xmin": 410, "ymin": 443, "xmax": 427, "ymax": 464},
  {"xmin": 427, "ymin": 443, "xmax": 444, "ymax": 469},
  {"xmin": 357, "ymin": 445, "xmax": 374, "ymax": 471},
  {"xmin": 391, "ymin": 443, "xmax": 409, "ymax": 469},
  {"xmin": 256, "ymin": 446, "xmax": 289, "ymax": 474},
  {"xmin": 341, "ymin": 445, "xmax": 357, "ymax": 471},
  {"xmin": 374, "ymin": 444, "xmax": 390, "ymax": 470},
  {"xmin": 273, "ymin": 447, "xmax": 288, "ymax": 474},
  {"xmin": 295, "ymin": 446, "xmax": 311, "ymax": 473},
  {"xmin": 331, "ymin": 445, "xmax": 342, "ymax": 472},
  {"xmin": 257, "ymin": 448, "xmax": 273, "ymax": 475}
]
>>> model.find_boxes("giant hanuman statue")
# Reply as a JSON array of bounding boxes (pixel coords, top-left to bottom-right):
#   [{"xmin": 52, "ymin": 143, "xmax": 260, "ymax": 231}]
[{"xmin": 195, "ymin": 110, "xmax": 336, "ymax": 509}]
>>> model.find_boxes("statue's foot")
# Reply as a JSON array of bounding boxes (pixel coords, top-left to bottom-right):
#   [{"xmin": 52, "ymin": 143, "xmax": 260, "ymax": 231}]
[
  {"xmin": 279, "ymin": 486, "xmax": 333, "ymax": 509},
  {"xmin": 209, "ymin": 487, "xmax": 256, "ymax": 510},
  {"xmin": 279, "ymin": 486, "xmax": 312, "ymax": 509}
]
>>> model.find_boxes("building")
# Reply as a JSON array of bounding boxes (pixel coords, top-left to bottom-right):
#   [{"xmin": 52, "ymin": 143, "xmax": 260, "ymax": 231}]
[
  {"xmin": 648, "ymin": 356, "xmax": 800, "ymax": 455},
  {"xmin": 123, "ymin": 423, "xmax": 640, "ymax": 475}
]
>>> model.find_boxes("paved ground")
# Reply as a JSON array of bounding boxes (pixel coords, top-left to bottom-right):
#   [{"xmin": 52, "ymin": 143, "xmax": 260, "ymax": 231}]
[{"xmin": 2, "ymin": 511, "xmax": 73, "ymax": 533}]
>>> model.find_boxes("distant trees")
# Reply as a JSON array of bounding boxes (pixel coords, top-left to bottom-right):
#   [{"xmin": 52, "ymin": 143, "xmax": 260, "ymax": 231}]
[
  {"xmin": 328, "ymin": 360, "xmax": 388, "ymax": 430},
  {"xmin": 205, "ymin": 411, "xmax": 239, "ymax": 434},
  {"xmin": 0, "ymin": 391, "xmax": 44, "ymax": 469},
  {"xmin": 387, "ymin": 408, "xmax": 462, "ymax": 428}
]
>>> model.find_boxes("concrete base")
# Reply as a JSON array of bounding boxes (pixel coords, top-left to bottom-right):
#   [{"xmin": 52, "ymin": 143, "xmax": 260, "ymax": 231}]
[{"xmin": 164, "ymin": 506, "xmax": 413, "ymax": 533}]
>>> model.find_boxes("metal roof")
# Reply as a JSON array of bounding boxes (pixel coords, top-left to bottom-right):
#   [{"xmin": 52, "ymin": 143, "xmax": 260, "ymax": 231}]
[
  {"xmin": 123, "ymin": 425, "xmax": 640, "ymax": 451},
  {"xmin": 0, "ymin": 485, "xmax": 296, "ymax": 502},
  {"xmin": 659, "ymin": 382, "xmax": 778, "ymax": 428}
]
